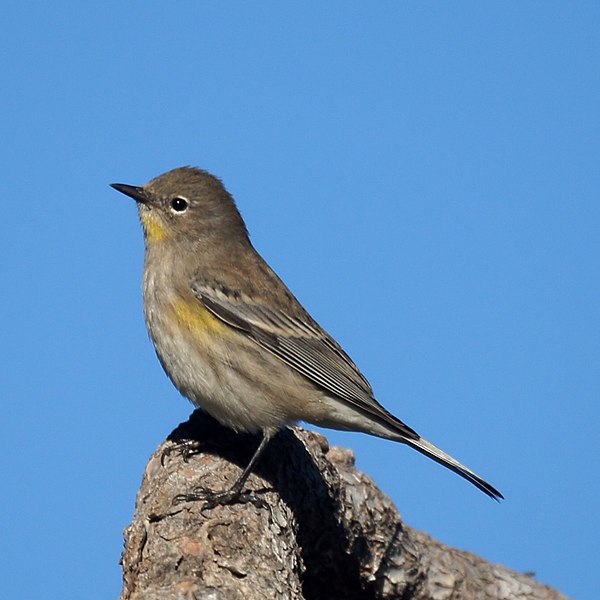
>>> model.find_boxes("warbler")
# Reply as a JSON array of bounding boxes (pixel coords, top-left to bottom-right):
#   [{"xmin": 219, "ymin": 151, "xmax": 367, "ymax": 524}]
[{"xmin": 111, "ymin": 167, "xmax": 502, "ymax": 502}]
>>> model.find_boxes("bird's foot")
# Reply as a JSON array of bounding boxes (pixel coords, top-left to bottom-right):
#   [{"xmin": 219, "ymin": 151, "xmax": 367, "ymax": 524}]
[
  {"xmin": 173, "ymin": 485, "xmax": 269, "ymax": 513},
  {"xmin": 161, "ymin": 439, "xmax": 205, "ymax": 465}
]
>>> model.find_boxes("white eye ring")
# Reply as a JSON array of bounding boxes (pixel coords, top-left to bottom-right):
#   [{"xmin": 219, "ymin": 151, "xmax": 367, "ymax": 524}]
[{"xmin": 170, "ymin": 196, "xmax": 189, "ymax": 213}]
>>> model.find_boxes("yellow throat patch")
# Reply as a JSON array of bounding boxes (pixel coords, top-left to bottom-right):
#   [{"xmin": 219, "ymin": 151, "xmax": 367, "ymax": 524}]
[{"xmin": 140, "ymin": 211, "xmax": 168, "ymax": 242}]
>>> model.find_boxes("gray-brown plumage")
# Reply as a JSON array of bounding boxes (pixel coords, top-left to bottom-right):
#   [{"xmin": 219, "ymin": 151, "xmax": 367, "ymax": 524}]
[{"xmin": 111, "ymin": 167, "xmax": 503, "ymax": 501}]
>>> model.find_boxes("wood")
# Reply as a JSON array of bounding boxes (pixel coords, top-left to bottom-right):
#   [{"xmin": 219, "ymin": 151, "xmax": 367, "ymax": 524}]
[{"xmin": 120, "ymin": 411, "xmax": 568, "ymax": 600}]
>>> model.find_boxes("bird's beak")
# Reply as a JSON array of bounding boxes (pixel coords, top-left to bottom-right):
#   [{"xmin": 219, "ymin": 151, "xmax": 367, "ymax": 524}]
[{"xmin": 110, "ymin": 183, "xmax": 149, "ymax": 205}]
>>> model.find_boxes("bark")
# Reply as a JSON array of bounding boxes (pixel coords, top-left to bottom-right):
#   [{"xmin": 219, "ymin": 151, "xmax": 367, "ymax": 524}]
[{"xmin": 120, "ymin": 411, "xmax": 568, "ymax": 600}]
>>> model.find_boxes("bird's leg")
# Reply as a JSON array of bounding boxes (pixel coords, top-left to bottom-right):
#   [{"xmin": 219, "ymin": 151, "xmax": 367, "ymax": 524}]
[{"xmin": 173, "ymin": 431, "xmax": 272, "ymax": 511}]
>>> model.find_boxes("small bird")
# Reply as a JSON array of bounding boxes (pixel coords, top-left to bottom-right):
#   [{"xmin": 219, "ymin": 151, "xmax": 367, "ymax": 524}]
[{"xmin": 111, "ymin": 167, "xmax": 502, "ymax": 503}]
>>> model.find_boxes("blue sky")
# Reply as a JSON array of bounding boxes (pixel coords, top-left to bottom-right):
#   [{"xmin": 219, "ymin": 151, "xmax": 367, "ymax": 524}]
[{"xmin": 2, "ymin": 3, "xmax": 598, "ymax": 598}]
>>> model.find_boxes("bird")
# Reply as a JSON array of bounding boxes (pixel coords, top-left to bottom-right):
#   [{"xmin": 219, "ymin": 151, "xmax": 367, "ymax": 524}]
[{"xmin": 111, "ymin": 166, "xmax": 503, "ymax": 503}]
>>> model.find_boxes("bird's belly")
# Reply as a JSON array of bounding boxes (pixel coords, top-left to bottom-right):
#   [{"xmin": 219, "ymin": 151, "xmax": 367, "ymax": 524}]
[{"xmin": 144, "ymin": 296, "xmax": 318, "ymax": 434}]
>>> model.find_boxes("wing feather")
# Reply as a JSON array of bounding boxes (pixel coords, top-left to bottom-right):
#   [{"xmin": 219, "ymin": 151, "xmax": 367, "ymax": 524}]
[
  {"xmin": 193, "ymin": 284, "xmax": 412, "ymax": 434},
  {"xmin": 193, "ymin": 284, "xmax": 504, "ymax": 500}
]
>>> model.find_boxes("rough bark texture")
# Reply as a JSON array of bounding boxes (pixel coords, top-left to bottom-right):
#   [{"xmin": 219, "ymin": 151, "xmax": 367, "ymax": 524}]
[{"xmin": 120, "ymin": 411, "xmax": 568, "ymax": 600}]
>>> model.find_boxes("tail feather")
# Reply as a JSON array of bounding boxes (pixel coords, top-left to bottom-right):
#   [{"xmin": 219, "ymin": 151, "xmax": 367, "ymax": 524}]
[{"xmin": 404, "ymin": 436, "xmax": 503, "ymax": 501}]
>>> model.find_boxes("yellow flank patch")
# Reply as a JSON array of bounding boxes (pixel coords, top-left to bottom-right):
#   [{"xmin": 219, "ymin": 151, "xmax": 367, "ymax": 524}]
[
  {"xmin": 172, "ymin": 297, "xmax": 228, "ymax": 336},
  {"xmin": 140, "ymin": 211, "xmax": 168, "ymax": 242}
]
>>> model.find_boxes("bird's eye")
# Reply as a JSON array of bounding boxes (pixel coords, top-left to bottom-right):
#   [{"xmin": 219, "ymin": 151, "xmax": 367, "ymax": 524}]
[{"xmin": 170, "ymin": 197, "xmax": 189, "ymax": 213}]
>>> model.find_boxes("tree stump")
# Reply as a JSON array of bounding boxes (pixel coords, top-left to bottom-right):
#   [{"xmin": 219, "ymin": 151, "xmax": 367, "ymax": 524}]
[{"xmin": 120, "ymin": 411, "xmax": 568, "ymax": 600}]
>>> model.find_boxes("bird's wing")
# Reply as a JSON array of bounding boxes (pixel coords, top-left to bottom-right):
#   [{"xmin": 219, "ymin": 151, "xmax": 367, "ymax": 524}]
[
  {"xmin": 193, "ymin": 283, "xmax": 504, "ymax": 501},
  {"xmin": 192, "ymin": 282, "xmax": 418, "ymax": 439}
]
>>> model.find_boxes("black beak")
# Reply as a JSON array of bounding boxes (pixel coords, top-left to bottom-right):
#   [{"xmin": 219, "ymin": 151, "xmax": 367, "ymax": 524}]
[{"xmin": 110, "ymin": 183, "xmax": 149, "ymax": 204}]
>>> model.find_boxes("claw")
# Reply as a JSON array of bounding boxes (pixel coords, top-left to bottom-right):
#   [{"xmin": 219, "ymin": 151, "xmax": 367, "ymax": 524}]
[
  {"xmin": 169, "ymin": 431, "xmax": 273, "ymax": 513},
  {"xmin": 161, "ymin": 439, "xmax": 204, "ymax": 466},
  {"xmin": 172, "ymin": 485, "xmax": 269, "ymax": 513}
]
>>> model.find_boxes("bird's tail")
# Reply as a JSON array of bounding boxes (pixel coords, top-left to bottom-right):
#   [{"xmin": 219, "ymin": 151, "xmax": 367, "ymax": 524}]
[{"xmin": 401, "ymin": 435, "xmax": 503, "ymax": 500}]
